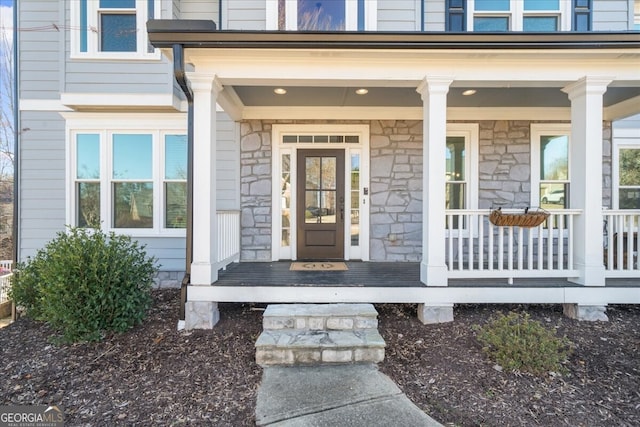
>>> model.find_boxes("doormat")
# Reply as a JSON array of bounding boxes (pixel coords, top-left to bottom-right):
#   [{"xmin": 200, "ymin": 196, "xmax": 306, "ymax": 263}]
[{"xmin": 290, "ymin": 262, "xmax": 348, "ymax": 271}]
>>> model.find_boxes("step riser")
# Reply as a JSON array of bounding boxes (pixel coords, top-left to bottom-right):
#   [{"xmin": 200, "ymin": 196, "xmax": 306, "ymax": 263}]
[
  {"xmin": 263, "ymin": 316, "xmax": 378, "ymax": 331},
  {"xmin": 257, "ymin": 348, "xmax": 385, "ymax": 366}
]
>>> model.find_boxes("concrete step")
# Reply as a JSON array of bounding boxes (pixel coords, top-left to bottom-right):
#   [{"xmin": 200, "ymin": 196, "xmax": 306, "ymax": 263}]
[
  {"xmin": 262, "ymin": 303, "xmax": 379, "ymax": 332},
  {"xmin": 255, "ymin": 329, "xmax": 385, "ymax": 366}
]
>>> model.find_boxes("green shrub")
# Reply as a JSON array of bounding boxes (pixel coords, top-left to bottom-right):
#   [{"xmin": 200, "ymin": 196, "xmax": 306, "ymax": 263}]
[
  {"xmin": 474, "ymin": 311, "xmax": 572, "ymax": 375},
  {"xmin": 10, "ymin": 227, "xmax": 158, "ymax": 343}
]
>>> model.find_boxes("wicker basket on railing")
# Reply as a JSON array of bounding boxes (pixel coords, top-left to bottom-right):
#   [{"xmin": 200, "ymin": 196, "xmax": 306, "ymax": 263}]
[{"xmin": 489, "ymin": 207, "xmax": 550, "ymax": 228}]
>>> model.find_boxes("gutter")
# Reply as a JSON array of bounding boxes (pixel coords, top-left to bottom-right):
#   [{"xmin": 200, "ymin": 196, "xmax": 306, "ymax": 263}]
[
  {"xmin": 147, "ymin": 21, "xmax": 640, "ymax": 50},
  {"xmin": 172, "ymin": 44, "xmax": 194, "ymax": 322}
]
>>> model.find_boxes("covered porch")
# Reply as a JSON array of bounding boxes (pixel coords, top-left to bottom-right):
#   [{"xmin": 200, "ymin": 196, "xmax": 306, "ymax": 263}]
[{"xmin": 147, "ymin": 24, "xmax": 640, "ymax": 328}]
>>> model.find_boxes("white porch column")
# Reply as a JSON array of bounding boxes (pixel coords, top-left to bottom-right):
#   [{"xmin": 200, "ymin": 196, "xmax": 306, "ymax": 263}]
[
  {"xmin": 188, "ymin": 73, "xmax": 223, "ymax": 286},
  {"xmin": 561, "ymin": 77, "xmax": 611, "ymax": 321},
  {"xmin": 417, "ymin": 77, "xmax": 453, "ymax": 287}
]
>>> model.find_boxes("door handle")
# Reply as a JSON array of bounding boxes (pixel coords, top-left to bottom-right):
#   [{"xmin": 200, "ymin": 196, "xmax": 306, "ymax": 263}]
[{"xmin": 339, "ymin": 197, "xmax": 344, "ymax": 221}]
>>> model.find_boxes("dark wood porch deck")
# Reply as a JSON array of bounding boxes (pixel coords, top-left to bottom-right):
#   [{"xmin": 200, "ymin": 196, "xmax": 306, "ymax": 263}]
[
  {"xmin": 216, "ymin": 262, "xmax": 424, "ymax": 287},
  {"xmin": 215, "ymin": 262, "xmax": 638, "ymax": 288}
]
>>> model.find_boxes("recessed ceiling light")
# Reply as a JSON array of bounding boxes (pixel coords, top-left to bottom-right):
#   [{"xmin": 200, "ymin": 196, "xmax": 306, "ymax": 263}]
[
  {"xmin": 355, "ymin": 88, "xmax": 369, "ymax": 95},
  {"xmin": 274, "ymin": 88, "xmax": 287, "ymax": 95},
  {"xmin": 462, "ymin": 89, "xmax": 477, "ymax": 96}
]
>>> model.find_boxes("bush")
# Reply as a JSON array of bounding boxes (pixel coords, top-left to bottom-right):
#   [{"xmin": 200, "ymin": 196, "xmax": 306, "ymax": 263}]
[
  {"xmin": 474, "ymin": 311, "xmax": 573, "ymax": 375},
  {"xmin": 10, "ymin": 227, "xmax": 158, "ymax": 343}
]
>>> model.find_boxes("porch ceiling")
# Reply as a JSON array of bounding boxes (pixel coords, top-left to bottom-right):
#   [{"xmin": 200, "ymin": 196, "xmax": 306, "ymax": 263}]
[
  {"xmin": 231, "ymin": 85, "xmax": 640, "ymax": 109},
  {"xmin": 147, "ymin": 22, "xmax": 640, "ymax": 119}
]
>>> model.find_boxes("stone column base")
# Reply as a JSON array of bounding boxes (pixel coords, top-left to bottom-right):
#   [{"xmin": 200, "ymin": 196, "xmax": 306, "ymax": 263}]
[
  {"xmin": 185, "ymin": 301, "xmax": 220, "ymax": 329},
  {"xmin": 563, "ymin": 304, "xmax": 608, "ymax": 321},
  {"xmin": 417, "ymin": 304, "xmax": 454, "ymax": 324}
]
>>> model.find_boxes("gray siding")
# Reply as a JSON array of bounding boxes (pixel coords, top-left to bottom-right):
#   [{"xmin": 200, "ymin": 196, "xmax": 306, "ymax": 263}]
[
  {"xmin": 377, "ymin": 0, "xmax": 421, "ymax": 31},
  {"xmin": 222, "ymin": 0, "xmax": 266, "ymax": 30},
  {"xmin": 217, "ymin": 113, "xmax": 241, "ymax": 210},
  {"xmin": 18, "ymin": 0, "xmax": 62, "ymax": 100},
  {"xmin": 593, "ymin": 0, "xmax": 632, "ymax": 30},
  {"xmin": 180, "ymin": 0, "xmax": 219, "ymax": 23},
  {"xmin": 424, "ymin": 0, "xmax": 445, "ymax": 31},
  {"xmin": 18, "ymin": 112, "xmax": 66, "ymax": 261}
]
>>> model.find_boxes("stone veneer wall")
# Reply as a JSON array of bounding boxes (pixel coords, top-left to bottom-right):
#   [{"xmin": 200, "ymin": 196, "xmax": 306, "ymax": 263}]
[
  {"xmin": 369, "ymin": 120, "xmax": 423, "ymax": 261},
  {"xmin": 238, "ymin": 119, "xmax": 613, "ymax": 262}
]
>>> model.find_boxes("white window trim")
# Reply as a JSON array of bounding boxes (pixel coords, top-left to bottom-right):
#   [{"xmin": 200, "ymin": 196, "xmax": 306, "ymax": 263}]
[
  {"xmin": 65, "ymin": 113, "xmax": 187, "ymax": 237},
  {"xmin": 467, "ymin": 0, "xmax": 571, "ymax": 31},
  {"xmin": 530, "ymin": 123, "xmax": 571, "ymax": 208},
  {"xmin": 70, "ymin": 0, "xmax": 162, "ymax": 60},
  {"xmin": 612, "ymin": 135, "xmax": 640, "ymax": 210},
  {"xmin": 447, "ymin": 123, "xmax": 479, "ymax": 211},
  {"xmin": 271, "ymin": 124, "xmax": 370, "ymax": 261},
  {"xmin": 266, "ymin": 0, "xmax": 377, "ymax": 31}
]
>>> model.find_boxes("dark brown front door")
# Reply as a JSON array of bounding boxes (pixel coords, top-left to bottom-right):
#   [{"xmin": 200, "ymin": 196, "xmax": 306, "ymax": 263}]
[{"xmin": 297, "ymin": 149, "xmax": 345, "ymax": 260}]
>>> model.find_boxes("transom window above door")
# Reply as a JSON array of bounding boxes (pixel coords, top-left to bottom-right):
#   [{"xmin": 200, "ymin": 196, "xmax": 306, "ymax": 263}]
[{"xmin": 267, "ymin": 0, "xmax": 377, "ymax": 31}]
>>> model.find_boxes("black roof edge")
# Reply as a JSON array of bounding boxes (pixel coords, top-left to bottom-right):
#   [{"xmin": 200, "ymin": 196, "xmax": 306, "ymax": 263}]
[{"xmin": 147, "ymin": 20, "xmax": 640, "ymax": 50}]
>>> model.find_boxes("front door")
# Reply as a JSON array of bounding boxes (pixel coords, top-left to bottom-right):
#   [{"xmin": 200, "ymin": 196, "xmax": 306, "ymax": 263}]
[{"xmin": 297, "ymin": 149, "xmax": 345, "ymax": 259}]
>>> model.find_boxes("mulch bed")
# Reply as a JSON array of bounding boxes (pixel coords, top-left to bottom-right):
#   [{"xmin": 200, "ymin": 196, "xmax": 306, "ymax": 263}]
[{"xmin": 1, "ymin": 290, "xmax": 638, "ymax": 426}]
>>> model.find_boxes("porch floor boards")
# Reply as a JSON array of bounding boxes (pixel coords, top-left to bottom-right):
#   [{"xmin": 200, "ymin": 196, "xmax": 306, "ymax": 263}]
[{"xmin": 214, "ymin": 262, "xmax": 637, "ymax": 288}]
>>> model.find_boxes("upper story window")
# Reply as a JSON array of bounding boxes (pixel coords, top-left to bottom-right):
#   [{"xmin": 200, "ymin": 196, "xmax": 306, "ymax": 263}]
[
  {"xmin": 469, "ymin": 0, "xmax": 571, "ymax": 31},
  {"xmin": 72, "ymin": 0, "xmax": 160, "ymax": 59},
  {"xmin": 635, "ymin": 0, "xmax": 640, "ymax": 30},
  {"xmin": 267, "ymin": 0, "xmax": 377, "ymax": 31}
]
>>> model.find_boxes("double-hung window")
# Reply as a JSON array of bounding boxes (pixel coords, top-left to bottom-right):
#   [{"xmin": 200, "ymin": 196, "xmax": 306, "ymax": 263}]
[
  {"xmin": 72, "ymin": 0, "xmax": 159, "ymax": 58},
  {"xmin": 467, "ymin": 0, "xmax": 571, "ymax": 31},
  {"xmin": 614, "ymin": 144, "xmax": 640, "ymax": 209},
  {"xmin": 71, "ymin": 120, "xmax": 187, "ymax": 235},
  {"xmin": 267, "ymin": 0, "xmax": 377, "ymax": 31},
  {"xmin": 445, "ymin": 124, "xmax": 479, "ymax": 231},
  {"xmin": 531, "ymin": 124, "xmax": 570, "ymax": 209}
]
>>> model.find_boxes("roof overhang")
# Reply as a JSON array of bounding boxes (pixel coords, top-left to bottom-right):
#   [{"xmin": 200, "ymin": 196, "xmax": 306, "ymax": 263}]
[{"xmin": 148, "ymin": 21, "xmax": 640, "ymax": 121}]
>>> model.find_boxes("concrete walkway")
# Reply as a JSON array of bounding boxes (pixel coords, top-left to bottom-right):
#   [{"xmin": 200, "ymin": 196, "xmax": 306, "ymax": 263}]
[{"xmin": 255, "ymin": 364, "xmax": 443, "ymax": 427}]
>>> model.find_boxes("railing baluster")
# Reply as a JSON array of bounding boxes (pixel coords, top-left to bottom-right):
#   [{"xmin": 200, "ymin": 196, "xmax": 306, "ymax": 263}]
[
  {"xmin": 479, "ymin": 214, "xmax": 484, "ymax": 271},
  {"xmin": 468, "ymin": 213, "xmax": 474, "ymax": 271},
  {"xmin": 488, "ymin": 222, "xmax": 494, "ymax": 271},
  {"xmin": 457, "ymin": 214, "xmax": 463, "ymax": 271},
  {"xmin": 498, "ymin": 226, "xmax": 504, "ymax": 271},
  {"xmin": 558, "ymin": 213, "xmax": 564, "ymax": 270},
  {"xmin": 517, "ymin": 227, "xmax": 523, "ymax": 271},
  {"xmin": 527, "ymin": 227, "xmax": 533, "ymax": 270},
  {"xmin": 507, "ymin": 227, "xmax": 514, "ymax": 272}
]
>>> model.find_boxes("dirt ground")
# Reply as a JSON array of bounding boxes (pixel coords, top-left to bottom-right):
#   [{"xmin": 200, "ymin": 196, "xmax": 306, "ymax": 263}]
[{"xmin": 1, "ymin": 290, "xmax": 638, "ymax": 426}]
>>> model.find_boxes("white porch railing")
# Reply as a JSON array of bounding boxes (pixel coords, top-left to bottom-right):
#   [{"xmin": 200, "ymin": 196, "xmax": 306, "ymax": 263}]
[
  {"xmin": 604, "ymin": 210, "xmax": 639, "ymax": 277},
  {"xmin": 0, "ymin": 260, "xmax": 12, "ymax": 305},
  {"xmin": 217, "ymin": 210, "xmax": 240, "ymax": 270},
  {"xmin": 445, "ymin": 209, "xmax": 581, "ymax": 282}
]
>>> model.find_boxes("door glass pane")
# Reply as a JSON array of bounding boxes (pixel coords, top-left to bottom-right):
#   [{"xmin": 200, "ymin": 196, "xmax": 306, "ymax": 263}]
[
  {"xmin": 475, "ymin": 0, "xmax": 510, "ymax": 11},
  {"xmin": 77, "ymin": 134, "xmax": 100, "ymax": 179},
  {"xmin": 321, "ymin": 191, "xmax": 336, "ymax": 224},
  {"xmin": 524, "ymin": 0, "xmax": 559, "ymax": 10},
  {"xmin": 113, "ymin": 134, "xmax": 152, "ymax": 179},
  {"xmin": 298, "ymin": 0, "xmax": 345, "ymax": 30},
  {"xmin": 351, "ymin": 154, "xmax": 360, "ymax": 246},
  {"xmin": 306, "ymin": 157, "xmax": 321, "ymax": 189},
  {"xmin": 321, "ymin": 157, "xmax": 336, "ymax": 190},
  {"xmin": 474, "ymin": 16, "xmax": 509, "ymax": 31},
  {"xmin": 281, "ymin": 154, "xmax": 291, "ymax": 246},
  {"xmin": 101, "ymin": 14, "xmax": 137, "ymax": 52},
  {"xmin": 540, "ymin": 135, "xmax": 568, "ymax": 181},
  {"xmin": 305, "ymin": 190, "xmax": 321, "ymax": 223},
  {"xmin": 77, "ymin": 182, "xmax": 100, "ymax": 227},
  {"xmin": 523, "ymin": 16, "xmax": 558, "ymax": 31},
  {"xmin": 113, "ymin": 182, "xmax": 153, "ymax": 228}
]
